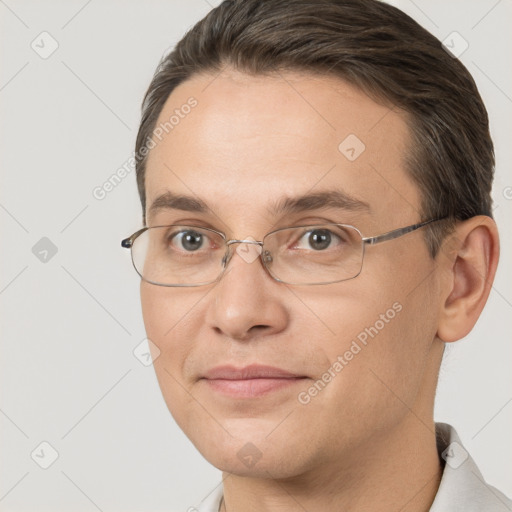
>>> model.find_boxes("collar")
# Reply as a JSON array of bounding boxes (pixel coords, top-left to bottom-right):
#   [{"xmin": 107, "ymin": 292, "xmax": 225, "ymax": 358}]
[{"xmin": 430, "ymin": 422, "xmax": 511, "ymax": 511}]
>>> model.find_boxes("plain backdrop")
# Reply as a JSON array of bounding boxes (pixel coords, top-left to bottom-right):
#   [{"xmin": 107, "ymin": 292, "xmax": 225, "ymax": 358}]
[{"xmin": 1, "ymin": 1, "xmax": 511, "ymax": 511}]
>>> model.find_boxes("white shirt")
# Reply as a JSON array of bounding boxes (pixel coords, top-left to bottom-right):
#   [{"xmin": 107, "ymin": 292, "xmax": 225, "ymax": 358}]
[{"xmin": 196, "ymin": 422, "xmax": 512, "ymax": 511}]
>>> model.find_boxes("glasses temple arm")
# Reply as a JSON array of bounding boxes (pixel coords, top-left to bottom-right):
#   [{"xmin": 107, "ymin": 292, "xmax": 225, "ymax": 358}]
[
  {"xmin": 121, "ymin": 227, "xmax": 148, "ymax": 248},
  {"xmin": 362, "ymin": 218, "xmax": 445, "ymax": 246}
]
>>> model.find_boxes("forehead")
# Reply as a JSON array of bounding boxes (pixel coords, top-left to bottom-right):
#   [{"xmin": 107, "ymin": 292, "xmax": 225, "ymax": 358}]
[{"xmin": 144, "ymin": 69, "xmax": 421, "ymax": 230}]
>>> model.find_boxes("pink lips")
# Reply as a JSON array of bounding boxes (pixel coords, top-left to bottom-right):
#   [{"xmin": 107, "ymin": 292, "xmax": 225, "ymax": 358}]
[{"xmin": 201, "ymin": 364, "xmax": 307, "ymax": 398}]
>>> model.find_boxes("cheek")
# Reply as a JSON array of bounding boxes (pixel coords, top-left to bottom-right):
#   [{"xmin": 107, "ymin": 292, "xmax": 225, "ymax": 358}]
[
  {"xmin": 140, "ymin": 282, "xmax": 197, "ymax": 347},
  {"xmin": 140, "ymin": 283, "xmax": 189, "ymax": 397},
  {"xmin": 312, "ymin": 254, "xmax": 438, "ymax": 414},
  {"xmin": 140, "ymin": 285, "xmax": 188, "ymax": 437},
  {"xmin": 140, "ymin": 283, "xmax": 212, "ymax": 431},
  {"xmin": 297, "ymin": 301, "xmax": 435, "ymax": 455},
  {"xmin": 140, "ymin": 282, "xmax": 167, "ymax": 340}
]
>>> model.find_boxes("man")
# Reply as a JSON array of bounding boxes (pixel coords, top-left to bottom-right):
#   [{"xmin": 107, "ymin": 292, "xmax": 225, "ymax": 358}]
[{"xmin": 121, "ymin": 0, "xmax": 511, "ymax": 510}]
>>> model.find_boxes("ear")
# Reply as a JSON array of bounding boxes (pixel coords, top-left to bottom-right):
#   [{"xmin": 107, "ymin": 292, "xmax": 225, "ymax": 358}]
[{"xmin": 436, "ymin": 216, "xmax": 499, "ymax": 343}]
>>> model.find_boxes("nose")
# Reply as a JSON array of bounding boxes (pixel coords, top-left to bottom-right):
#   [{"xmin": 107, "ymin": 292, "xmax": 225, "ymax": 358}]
[{"xmin": 205, "ymin": 240, "xmax": 288, "ymax": 342}]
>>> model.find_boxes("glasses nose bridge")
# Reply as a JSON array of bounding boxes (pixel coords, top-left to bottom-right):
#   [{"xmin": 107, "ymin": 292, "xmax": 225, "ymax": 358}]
[
  {"xmin": 222, "ymin": 238, "xmax": 268, "ymax": 268},
  {"xmin": 226, "ymin": 238, "xmax": 264, "ymax": 247}
]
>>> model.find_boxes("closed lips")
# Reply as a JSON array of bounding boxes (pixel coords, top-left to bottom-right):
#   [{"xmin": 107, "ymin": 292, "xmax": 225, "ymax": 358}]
[
  {"xmin": 200, "ymin": 364, "xmax": 309, "ymax": 398},
  {"xmin": 201, "ymin": 364, "xmax": 306, "ymax": 380}
]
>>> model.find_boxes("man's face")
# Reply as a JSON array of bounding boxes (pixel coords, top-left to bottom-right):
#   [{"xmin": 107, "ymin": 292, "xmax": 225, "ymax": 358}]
[{"xmin": 140, "ymin": 69, "xmax": 442, "ymax": 477}]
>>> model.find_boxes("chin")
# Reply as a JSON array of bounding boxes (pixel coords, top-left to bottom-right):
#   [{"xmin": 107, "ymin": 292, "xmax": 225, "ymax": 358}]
[
  {"xmin": 186, "ymin": 422, "xmax": 308, "ymax": 479},
  {"xmin": 205, "ymin": 447, "xmax": 303, "ymax": 479}
]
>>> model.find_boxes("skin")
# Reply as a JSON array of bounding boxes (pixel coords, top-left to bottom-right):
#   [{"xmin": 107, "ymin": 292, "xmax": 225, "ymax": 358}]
[{"xmin": 139, "ymin": 69, "xmax": 499, "ymax": 511}]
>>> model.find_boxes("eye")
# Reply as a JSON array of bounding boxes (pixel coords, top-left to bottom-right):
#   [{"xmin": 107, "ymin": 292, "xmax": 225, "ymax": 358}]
[
  {"xmin": 293, "ymin": 228, "xmax": 347, "ymax": 251},
  {"xmin": 168, "ymin": 229, "xmax": 210, "ymax": 252}
]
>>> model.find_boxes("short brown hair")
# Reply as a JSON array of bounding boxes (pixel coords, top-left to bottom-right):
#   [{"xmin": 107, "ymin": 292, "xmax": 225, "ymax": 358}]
[{"xmin": 135, "ymin": 0, "xmax": 495, "ymax": 257}]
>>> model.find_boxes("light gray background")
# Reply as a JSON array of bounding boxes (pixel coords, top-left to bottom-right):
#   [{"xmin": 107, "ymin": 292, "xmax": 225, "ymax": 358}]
[{"xmin": 1, "ymin": 1, "xmax": 511, "ymax": 511}]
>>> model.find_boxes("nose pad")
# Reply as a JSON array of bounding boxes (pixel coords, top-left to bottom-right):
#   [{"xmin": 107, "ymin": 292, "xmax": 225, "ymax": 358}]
[
  {"xmin": 221, "ymin": 249, "xmax": 232, "ymax": 268},
  {"xmin": 262, "ymin": 249, "xmax": 273, "ymax": 265}
]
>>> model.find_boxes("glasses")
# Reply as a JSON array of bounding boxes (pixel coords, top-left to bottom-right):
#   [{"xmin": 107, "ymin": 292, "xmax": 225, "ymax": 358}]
[{"xmin": 121, "ymin": 218, "xmax": 446, "ymax": 287}]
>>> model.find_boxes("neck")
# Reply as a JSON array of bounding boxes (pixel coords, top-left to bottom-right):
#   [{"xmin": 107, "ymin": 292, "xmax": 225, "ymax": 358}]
[{"xmin": 220, "ymin": 416, "xmax": 443, "ymax": 512}]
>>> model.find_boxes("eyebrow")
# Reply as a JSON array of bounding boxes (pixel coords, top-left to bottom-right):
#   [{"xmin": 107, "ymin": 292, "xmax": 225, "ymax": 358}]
[
  {"xmin": 147, "ymin": 189, "xmax": 370, "ymax": 221},
  {"xmin": 268, "ymin": 190, "xmax": 370, "ymax": 216}
]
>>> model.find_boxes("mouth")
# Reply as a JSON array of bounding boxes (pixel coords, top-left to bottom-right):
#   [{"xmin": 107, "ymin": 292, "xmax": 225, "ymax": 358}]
[{"xmin": 200, "ymin": 364, "xmax": 309, "ymax": 398}]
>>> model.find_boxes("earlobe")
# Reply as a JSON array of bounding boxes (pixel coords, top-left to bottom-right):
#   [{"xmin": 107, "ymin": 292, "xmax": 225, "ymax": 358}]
[{"xmin": 436, "ymin": 216, "xmax": 499, "ymax": 343}]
